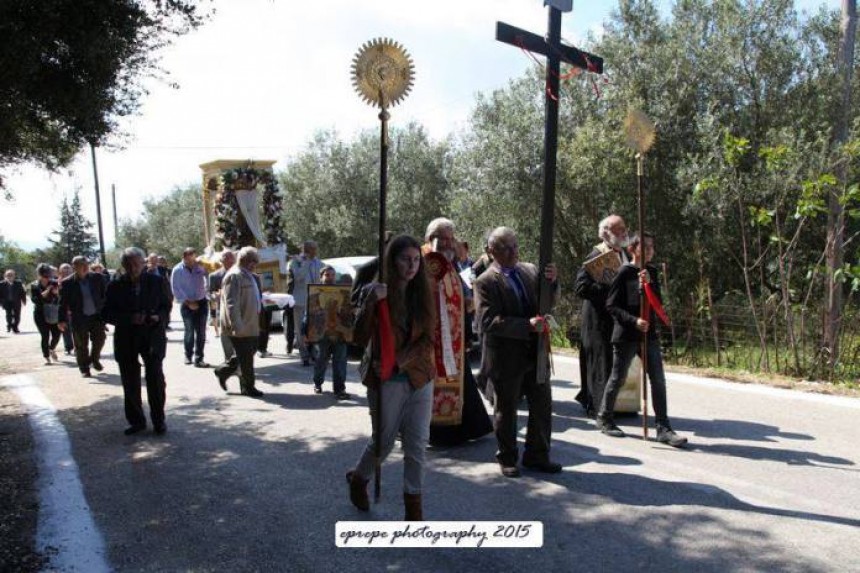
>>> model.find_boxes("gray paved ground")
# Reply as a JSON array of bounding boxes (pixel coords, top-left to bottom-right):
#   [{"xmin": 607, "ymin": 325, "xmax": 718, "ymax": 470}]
[{"xmin": 1, "ymin": 308, "xmax": 859, "ymax": 572}]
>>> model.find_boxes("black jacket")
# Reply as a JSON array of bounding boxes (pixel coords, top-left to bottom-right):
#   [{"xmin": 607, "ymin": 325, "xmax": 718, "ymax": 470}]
[
  {"xmin": 102, "ymin": 273, "xmax": 171, "ymax": 331},
  {"xmin": 58, "ymin": 272, "xmax": 106, "ymax": 327},
  {"xmin": 29, "ymin": 280, "xmax": 59, "ymax": 312},
  {"xmin": 606, "ymin": 263, "xmax": 662, "ymax": 344},
  {"xmin": 0, "ymin": 280, "xmax": 27, "ymax": 305}
]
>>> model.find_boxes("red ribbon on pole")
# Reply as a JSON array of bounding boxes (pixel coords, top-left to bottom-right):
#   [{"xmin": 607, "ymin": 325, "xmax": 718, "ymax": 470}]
[
  {"xmin": 643, "ymin": 281, "xmax": 670, "ymax": 326},
  {"xmin": 377, "ymin": 299, "xmax": 396, "ymax": 381}
]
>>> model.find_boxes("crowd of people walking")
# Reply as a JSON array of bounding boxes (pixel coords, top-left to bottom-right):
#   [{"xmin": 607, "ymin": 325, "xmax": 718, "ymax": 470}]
[{"xmin": 3, "ymin": 211, "xmax": 687, "ymax": 522}]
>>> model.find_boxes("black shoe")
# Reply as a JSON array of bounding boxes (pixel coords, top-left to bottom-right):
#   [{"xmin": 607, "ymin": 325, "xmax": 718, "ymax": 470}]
[
  {"xmin": 154, "ymin": 424, "xmax": 167, "ymax": 435},
  {"xmin": 258, "ymin": 351, "xmax": 272, "ymax": 358},
  {"xmin": 522, "ymin": 459, "xmax": 563, "ymax": 473},
  {"xmin": 335, "ymin": 391, "xmax": 351, "ymax": 400},
  {"xmin": 194, "ymin": 361, "xmax": 209, "ymax": 368},
  {"xmin": 91, "ymin": 360, "xmax": 104, "ymax": 372},
  {"xmin": 242, "ymin": 388, "xmax": 264, "ymax": 397},
  {"xmin": 313, "ymin": 385, "xmax": 322, "ymax": 394},
  {"xmin": 124, "ymin": 425, "xmax": 146, "ymax": 435},
  {"xmin": 215, "ymin": 369, "xmax": 230, "ymax": 391},
  {"xmin": 597, "ymin": 416, "xmax": 626, "ymax": 438},
  {"xmin": 184, "ymin": 357, "xmax": 193, "ymax": 365},
  {"xmin": 656, "ymin": 427, "xmax": 688, "ymax": 448},
  {"xmin": 13, "ymin": 328, "xmax": 20, "ymax": 334},
  {"xmin": 499, "ymin": 464, "xmax": 521, "ymax": 478},
  {"xmin": 81, "ymin": 369, "xmax": 91, "ymax": 378}
]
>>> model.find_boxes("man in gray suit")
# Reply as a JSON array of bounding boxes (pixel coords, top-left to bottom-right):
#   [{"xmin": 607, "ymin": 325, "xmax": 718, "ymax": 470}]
[{"xmin": 474, "ymin": 227, "xmax": 561, "ymax": 478}]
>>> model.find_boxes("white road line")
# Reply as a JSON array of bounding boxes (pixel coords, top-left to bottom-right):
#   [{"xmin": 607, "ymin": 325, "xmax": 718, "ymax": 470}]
[
  {"xmin": 2, "ymin": 375, "xmax": 111, "ymax": 573},
  {"xmin": 552, "ymin": 354, "xmax": 860, "ymax": 409}
]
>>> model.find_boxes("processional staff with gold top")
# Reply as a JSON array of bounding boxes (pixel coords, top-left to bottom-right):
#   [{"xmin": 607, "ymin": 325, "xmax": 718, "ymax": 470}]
[
  {"xmin": 624, "ymin": 108, "xmax": 656, "ymax": 440},
  {"xmin": 351, "ymin": 38, "xmax": 414, "ymax": 502}
]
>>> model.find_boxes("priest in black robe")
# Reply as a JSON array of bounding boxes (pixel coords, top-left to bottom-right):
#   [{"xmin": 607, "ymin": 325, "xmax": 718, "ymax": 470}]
[{"xmin": 573, "ymin": 214, "xmax": 630, "ymax": 418}]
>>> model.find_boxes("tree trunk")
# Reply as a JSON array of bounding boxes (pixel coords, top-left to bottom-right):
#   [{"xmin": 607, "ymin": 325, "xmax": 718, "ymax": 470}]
[{"xmin": 825, "ymin": 0, "xmax": 857, "ymax": 372}]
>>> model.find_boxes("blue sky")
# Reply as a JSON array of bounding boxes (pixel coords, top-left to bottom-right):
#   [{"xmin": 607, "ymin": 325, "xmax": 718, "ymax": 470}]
[{"xmin": 0, "ymin": 0, "xmax": 833, "ymax": 251}]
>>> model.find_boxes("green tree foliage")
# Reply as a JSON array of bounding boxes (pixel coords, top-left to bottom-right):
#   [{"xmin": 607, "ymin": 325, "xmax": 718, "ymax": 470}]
[
  {"xmin": 45, "ymin": 190, "xmax": 98, "ymax": 265},
  {"xmin": 0, "ymin": 0, "xmax": 209, "ymax": 195},
  {"xmin": 115, "ymin": 184, "xmax": 204, "ymax": 263},
  {"xmin": 279, "ymin": 122, "xmax": 451, "ymax": 257},
  {"xmin": 0, "ymin": 234, "xmax": 36, "ymax": 281}
]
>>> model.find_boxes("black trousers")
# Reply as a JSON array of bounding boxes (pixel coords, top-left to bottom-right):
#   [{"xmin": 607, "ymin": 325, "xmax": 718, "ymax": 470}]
[
  {"xmin": 115, "ymin": 326, "xmax": 167, "ymax": 428},
  {"xmin": 33, "ymin": 312, "xmax": 60, "ymax": 358},
  {"xmin": 600, "ymin": 340, "xmax": 669, "ymax": 427},
  {"xmin": 282, "ymin": 309, "xmax": 295, "ymax": 353},
  {"xmin": 3, "ymin": 301, "xmax": 21, "ymax": 331},
  {"xmin": 216, "ymin": 337, "xmax": 258, "ymax": 392},
  {"xmin": 490, "ymin": 350, "xmax": 553, "ymax": 466},
  {"xmin": 72, "ymin": 316, "xmax": 107, "ymax": 372},
  {"xmin": 258, "ymin": 310, "xmax": 272, "ymax": 352}
]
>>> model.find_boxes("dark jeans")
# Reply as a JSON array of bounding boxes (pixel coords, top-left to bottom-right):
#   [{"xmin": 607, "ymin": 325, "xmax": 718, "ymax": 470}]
[
  {"xmin": 180, "ymin": 300, "xmax": 208, "ymax": 362},
  {"xmin": 3, "ymin": 301, "xmax": 21, "ymax": 331},
  {"xmin": 115, "ymin": 326, "xmax": 167, "ymax": 428},
  {"xmin": 600, "ymin": 340, "xmax": 669, "ymax": 426},
  {"xmin": 216, "ymin": 337, "xmax": 258, "ymax": 392},
  {"xmin": 72, "ymin": 316, "xmax": 107, "ymax": 373},
  {"xmin": 34, "ymin": 312, "xmax": 60, "ymax": 358},
  {"xmin": 491, "ymin": 352, "xmax": 553, "ymax": 466},
  {"xmin": 313, "ymin": 336, "xmax": 347, "ymax": 393},
  {"xmin": 282, "ymin": 308, "xmax": 295, "ymax": 353},
  {"xmin": 258, "ymin": 309, "xmax": 272, "ymax": 352}
]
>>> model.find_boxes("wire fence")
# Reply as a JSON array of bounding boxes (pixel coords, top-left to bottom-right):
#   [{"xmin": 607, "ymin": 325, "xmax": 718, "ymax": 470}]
[{"xmin": 560, "ymin": 291, "xmax": 860, "ymax": 385}]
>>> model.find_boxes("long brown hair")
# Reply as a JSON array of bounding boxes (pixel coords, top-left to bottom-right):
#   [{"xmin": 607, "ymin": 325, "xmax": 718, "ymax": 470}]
[{"xmin": 382, "ymin": 234, "xmax": 435, "ymax": 338}]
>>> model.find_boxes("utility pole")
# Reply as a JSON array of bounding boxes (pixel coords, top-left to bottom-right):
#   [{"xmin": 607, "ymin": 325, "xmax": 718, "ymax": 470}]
[
  {"xmin": 89, "ymin": 142, "xmax": 107, "ymax": 264},
  {"xmin": 111, "ymin": 183, "xmax": 119, "ymax": 247}
]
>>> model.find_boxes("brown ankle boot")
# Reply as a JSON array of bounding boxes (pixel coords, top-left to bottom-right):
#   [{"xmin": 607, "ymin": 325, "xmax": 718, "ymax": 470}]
[
  {"xmin": 404, "ymin": 492, "xmax": 422, "ymax": 521},
  {"xmin": 346, "ymin": 470, "xmax": 369, "ymax": 511}
]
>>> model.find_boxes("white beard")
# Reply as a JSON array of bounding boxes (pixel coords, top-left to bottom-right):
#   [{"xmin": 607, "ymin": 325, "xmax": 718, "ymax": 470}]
[{"xmin": 608, "ymin": 234, "xmax": 629, "ymax": 250}]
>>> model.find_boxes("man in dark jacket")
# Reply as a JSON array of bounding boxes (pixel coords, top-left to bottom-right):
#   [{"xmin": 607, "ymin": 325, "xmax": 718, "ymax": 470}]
[
  {"xmin": 573, "ymin": 214, "xmax": 630, "ymax": 417},
  {"xmin": 598, "ymin": 232, "xmax": 687, "ymax": 447},
  {"xmin": 1, "ymin": 269, "xmax": 27, "ymax": 333},
  {"xmin": 58, "ymin": 256, "xmax": 107, "ymax": 377},
  {"xmin": 103, "ymin": 248, "xmax": 171, "ymax": 436},
  {"xmin": 474, "ymin": 227, "xmax": 562, "ymax": 478}
]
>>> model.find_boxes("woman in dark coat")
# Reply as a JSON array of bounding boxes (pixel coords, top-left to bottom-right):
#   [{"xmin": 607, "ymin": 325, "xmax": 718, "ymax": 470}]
[{"xmin": 30, "ymin": 263, "xmax": 61, "ymax": 364}]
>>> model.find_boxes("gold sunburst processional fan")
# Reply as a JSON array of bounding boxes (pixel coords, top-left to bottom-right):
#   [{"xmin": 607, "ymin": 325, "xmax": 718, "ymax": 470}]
[
  {"xmin": 351, "ymin": 37, "xmax": 415, "ymax": 505},
  {"xmin": 351, "ymin": 38, "xmax": 415, "ymax": 109}
]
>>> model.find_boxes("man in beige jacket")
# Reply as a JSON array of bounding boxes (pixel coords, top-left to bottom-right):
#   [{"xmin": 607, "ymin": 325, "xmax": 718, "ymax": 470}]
[{"xmin": 214, "ymin": 247, "xmax": 264, "ymax": 397}]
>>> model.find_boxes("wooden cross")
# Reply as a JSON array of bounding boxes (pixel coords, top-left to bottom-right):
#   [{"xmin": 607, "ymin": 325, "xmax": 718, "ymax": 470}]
[{"xmin": 496, "ymin": 1, "xmax": 603, "ymax": 380}]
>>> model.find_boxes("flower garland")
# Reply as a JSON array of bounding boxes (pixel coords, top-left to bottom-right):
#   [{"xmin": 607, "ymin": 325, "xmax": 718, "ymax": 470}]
[{"xmin": 214, "ymin": 166, "xmax": 285, "ymax": 247}]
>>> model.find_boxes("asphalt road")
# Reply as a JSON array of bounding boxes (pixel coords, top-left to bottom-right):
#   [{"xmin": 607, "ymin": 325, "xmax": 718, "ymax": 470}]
[{"xmin": 1, "ymin": 308, "xmax": 858, "ymax": 572}]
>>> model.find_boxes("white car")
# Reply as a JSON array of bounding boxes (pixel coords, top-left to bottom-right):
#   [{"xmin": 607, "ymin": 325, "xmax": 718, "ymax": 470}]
[{"xmin": 322, "ymin": 256, "xmax": 375, "ymax": 284}]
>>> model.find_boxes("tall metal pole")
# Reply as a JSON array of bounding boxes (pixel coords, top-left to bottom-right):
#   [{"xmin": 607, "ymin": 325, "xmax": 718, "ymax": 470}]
[
  {"xmin": 637, "ymin": 153, "xmax": 649, "ymax": 440},
  {"xmin": 111, "ymin": 183, "xmax": 119, "ymax": 247},
  {"xmin": 90, "ymin": 143, "xmax": 107, "ymax": 264},
  {"xmin": 536, "ymin": 5, "xmax": 562, "ymax": 382},
  {"xmin": 374, "ymin": 106, "xmax": 390, "ymax": 503}
]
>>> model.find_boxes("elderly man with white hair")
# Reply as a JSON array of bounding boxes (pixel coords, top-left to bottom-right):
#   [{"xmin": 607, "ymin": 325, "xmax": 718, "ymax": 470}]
[
  {"xmin": 474, "ymin": 226, "xmax": 561, "ymax": 477},
  {"xmin": 215, "ymin": 247, "xmax": 264, "ymax": 398},
  {"xmin": 103, "ymin": 247, "xmax": 171, "ymax": 435},
  {"xmin": 573, "ymin": 214, "xmax": 631, "ymax": 419},
  {"xmin": 0, "ymin": 269, "xmax": 27, "ymax": 333},
  {"xmin": 422, "ymin": 217, "xmax": 493, "ymax": 447}
]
